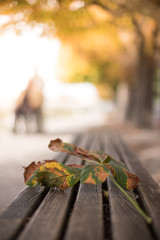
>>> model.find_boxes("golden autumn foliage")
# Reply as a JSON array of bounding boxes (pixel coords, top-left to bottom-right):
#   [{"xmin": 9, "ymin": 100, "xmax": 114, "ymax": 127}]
[{"xmin": 1, "ymin": 0, "xmax": 160, "ymax": 125}]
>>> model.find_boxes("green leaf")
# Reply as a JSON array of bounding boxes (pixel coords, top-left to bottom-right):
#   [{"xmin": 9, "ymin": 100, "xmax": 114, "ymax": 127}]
[
  {"xmin": 48, "ymin": 139, "xmax": 140, "ymax": 190},
  {"xmin": 35, "ymin": 161, "xmax": 83, "ymax": 190},
  {"xmin": 24, "ymin": 160, "xmax": 57, "ymax": 187},
  {"xmin": 106, "ymin": 162, "xmax": 140, "ymax": 190},
  {"xmin": 102, "ymin": 155, "xmax": 114, "ymax": 163},
  {"xmin": 109, "ymin": 159, "xmax": 128, "ymax": 169},
  {"xmin": 80, "ymin": 164, "xmax": 109, "ymax": 184},
  {"xmin": 24, "ymin": 139, "xmax": 140, "ymax": 191},
  {"xmin": 107, "ymin": 164, "xmax": 128, "ymax": 189},
  {"xmin": 90, "ymin": 151, "xmax": 112, "ymax": 163},
  {"xmin": 26, "ymin": 170, "xmax": 39, "ymax": 187},
  {"xmin": 79, "ymin": 162, "xmax": 139, "ymax": 191},
  {"xmin": 24, "ymin": 160, "xmax": 84, "ymax": 190},
  {"xmin": 110, "ymin": 175, "xmax": 152, "ymax": 224}
]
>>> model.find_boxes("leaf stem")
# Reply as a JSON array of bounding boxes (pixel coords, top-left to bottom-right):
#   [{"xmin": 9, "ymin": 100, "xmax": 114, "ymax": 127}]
[{"xmin": 109, "ymin": 175, "xmax": 152, "ymax": 224}]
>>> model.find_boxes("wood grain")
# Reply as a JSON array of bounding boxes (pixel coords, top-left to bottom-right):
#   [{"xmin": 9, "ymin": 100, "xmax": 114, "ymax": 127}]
[
  {"xmin": 17, "ymin": 187, "xmax": 74, "ymax": 240},
  {"xmin": 0, "ymin": 134, "xmax": 82, "ymax": 240},
  {"xmin": 1, "ymin": 131, "xmax": 159, "ymax": 240},
  {"xmin": 64, "ymin": 134, "xmax": 104, "ymax": 240},
  {"xmin": 64, "ymin": 183, "xmax": 103, "ymax": 240},
  {"xmin": 112, "ymin": 134, "xmax": 160, "ymax": 240},
  {"xmin": 0, "ymin": 186, "xmax": 47, "ymax": 240},
  {"xmin": 17, "ymin": 135, "xmax": 89, "ymax": 240},
  {"xmin": 101, "ymin": 133, "xmax": 152, "ymax": 240}
]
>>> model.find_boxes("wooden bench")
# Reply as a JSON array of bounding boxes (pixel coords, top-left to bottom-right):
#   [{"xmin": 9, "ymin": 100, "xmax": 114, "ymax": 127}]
[{"xmin": 0, "ymin": 130, "xmax": 160, "ymax": 240}]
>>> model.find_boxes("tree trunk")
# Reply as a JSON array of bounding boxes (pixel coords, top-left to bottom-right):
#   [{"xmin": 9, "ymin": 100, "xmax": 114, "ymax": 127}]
[{"xmin": 127, "ymin": 42, "xmax": 155, "ymax": 127}]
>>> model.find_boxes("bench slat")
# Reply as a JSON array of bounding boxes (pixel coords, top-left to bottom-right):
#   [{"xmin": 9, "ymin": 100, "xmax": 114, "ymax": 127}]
[
  {"xmin": 18, "ymin": 187, "xmax": 75, "ymax": 240},
  {"xmin": 17, "ymin": 135, "xmax": 88, "ymax": 240},
  {"xmin": 65, "ymin": 184, "xmax": 103, "ymax": 240},
  {"xmin": 0, "ymin": 131, "xmax": 159, "ymax": 240},
  {"xmin": 102, "ymin": 134, "xmax": 152, "ymax": 240},
  {"xmin": 0, "ymin": 135, "xmax": 80, "ymax": 240},
  {"xmin": 112, "ymin": 134, "xmax": 160, "ymax": 240},
  {"xmin": 0, "ymin": 186, "xmax": 47, "ymax": 240},
  {"xmin": 64, "ymin": 134, "xmax": 104, "ymax": 240}
]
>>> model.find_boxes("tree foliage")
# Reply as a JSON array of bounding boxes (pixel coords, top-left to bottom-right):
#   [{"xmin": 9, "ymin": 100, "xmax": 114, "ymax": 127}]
[{"xmin": 1, "ymin": 0, "xmax": 160, "ymax": 125}]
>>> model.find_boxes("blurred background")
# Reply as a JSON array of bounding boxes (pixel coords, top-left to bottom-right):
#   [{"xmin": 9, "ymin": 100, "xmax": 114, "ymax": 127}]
[{"xmin": 0, "ymin": 0, "xmax": 160, "ymax": 213}]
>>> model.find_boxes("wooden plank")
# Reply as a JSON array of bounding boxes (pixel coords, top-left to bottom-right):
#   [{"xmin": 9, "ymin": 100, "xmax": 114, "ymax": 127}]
[
  {"xmin": 17, "ymin": 134, "xmax": 89, "ymax": 240},
  {"xmin": 101, "ymin": 133, "xmax": 152, "ymax": 240},
  {"xmin": 18, "ymin": 187, "xmax": 75, "ymax": 240},
  {"xmin": 0, "ymin": 186, "xmax": 48, "ymax": 240},
  {"xmin": 64, "ymin": 183, "xmax": 103, "ymax": 240},
  {"xmin": 111, "ymin": 133, "xmax": 160, "ymax": 240},
  {"xmin": 0, "ymin": 134, "xmax": 81, "ymax": 240},
  {"xmin": 64, "ymin": 134, "xmax": 104, "ymax": 240}
]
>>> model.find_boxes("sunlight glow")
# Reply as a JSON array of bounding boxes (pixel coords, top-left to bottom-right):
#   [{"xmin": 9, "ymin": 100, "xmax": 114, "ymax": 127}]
[
  {"xmin": 0, "ymin": 25, "xmax": 102, "ymax": 114},
  {"xmin": 0, "ymin": 25, "xmax": 112, "ymax": 131},
  {"xmin": 0, "ymin": 28, "xmax": 61, "ymax": 108},
  {"xmin": 0, "ymin": 15, "xmax": 10, "ymax": 26},
  {"xmin": 69, "ymin": 1, "xmax": 85, "ymax": 11}
]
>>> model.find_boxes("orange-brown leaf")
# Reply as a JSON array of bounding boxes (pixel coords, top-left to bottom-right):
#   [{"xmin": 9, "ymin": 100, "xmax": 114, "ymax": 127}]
[
  {"xmin": 124, "ymin": 170, "xmax": 140, "ymax": 191},
  {"xmin": 23, "ymin": 160, "xmax": 57, "ymax": 184},
  {"xmin": 48, "ymin": 138, "xmax": 101, "ymax": 163}
]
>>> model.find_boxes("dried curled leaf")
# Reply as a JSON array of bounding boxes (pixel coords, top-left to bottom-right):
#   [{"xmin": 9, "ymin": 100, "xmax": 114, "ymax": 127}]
[
  {"xmin": 38, "ymin": 162, "xmax": 84, "ymax": 190},
  {"xmin": 48, "ymin": 138, "xmax": 111, "ymax": 163},
  {"xmin": 123, "ymin": 170, "xmax": 140, "ymax": 191},
  {"xmin": 24, "ymin": 160, "xmax": 84, "ymax": 190},
  {"xmin": 23, "ymin": 140, "xmax": 149, "ymax": 223},
  {"xmin": 24, "ymin": 139, "xmax": 140, "ymax": 191},
  {"xmin": 48, "ymin": 138, "xmax": 140, "ymax": 190},
  {"xmin": 23, "ymin": 160, "xmax": 57, "ymax": 186}
]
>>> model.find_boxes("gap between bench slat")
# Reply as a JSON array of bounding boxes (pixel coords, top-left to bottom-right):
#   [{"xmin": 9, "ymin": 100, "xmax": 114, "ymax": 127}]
[
  {"xmin": 111, "ymin": 133, "xmax": 160, "ymax": 240},
  {"xmin": 0, "ymin": 186, "xmax": 48, "ymax": 240},
  {"xmin": 1, "ymin": 131, "xmax": 159, "ymax": 240},
  {"xmin": 0, "ymin": 134, "xmax": 81, "ymax": 240},
  {"xmin": 64, "ymin": 133, "xmax": 104, "ymax": 240},
  {"xmin": 17, "ymin": 134, "xmax": 89, "ymax": 240},
  {"xmin": 101, "ymin": 133, "xmax": 153, "ymax": 240}
]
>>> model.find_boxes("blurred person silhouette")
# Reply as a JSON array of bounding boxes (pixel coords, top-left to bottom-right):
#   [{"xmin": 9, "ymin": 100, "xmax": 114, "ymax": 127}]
[{"xmin": 13, "ymin": 74, "xmax": 44, "ymax": 133}]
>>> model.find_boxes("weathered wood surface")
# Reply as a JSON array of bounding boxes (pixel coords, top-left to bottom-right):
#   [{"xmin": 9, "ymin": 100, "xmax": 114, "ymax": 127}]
[
  {"xmin": 18, "ymin": 187, "xmax": 74, "ymax": 240},
  {"xmin": 64, "ymin": 135, "xmax": 103, "ymax": 240},
  {"xmin": 0, "ymin": 135, "xmax": 81, "ymax": 240},
  {"xmin": 0, "ymin": 131, "xmax": 160, "ymax": 240},
  {"xmin": 17, "ymin": 135, "xmax": 88, "ymax": 240},
  {"xmin": 100, "ymin": 134, "xmax": 152, "ymax": 240},
  {"xmin": 0, "ymin": 186, "xmax": 48, "ymax": 240},
  {"xmin": 111, "ymin": 134, "xmax": 160, "ymax": 240}
]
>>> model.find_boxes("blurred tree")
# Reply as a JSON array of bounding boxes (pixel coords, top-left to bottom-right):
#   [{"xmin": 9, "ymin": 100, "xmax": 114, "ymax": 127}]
[
  {"xmin": 1, "ymin": 0, "xmax": 160, "ymax": 127},
  {"xmin": 88, "ymin": 1, "xmax": 160, "ymax": 127},
  {"xmin": 54, "ymin": 23, "xmax": 128, "ymax": 99}
]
